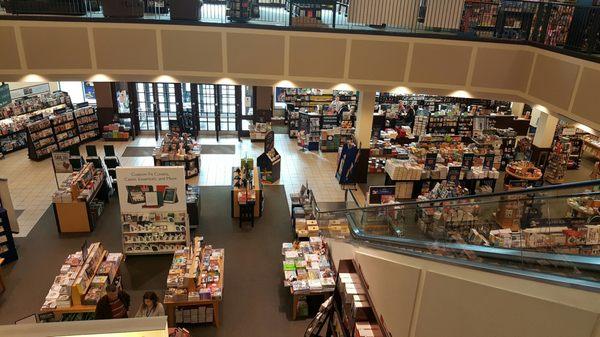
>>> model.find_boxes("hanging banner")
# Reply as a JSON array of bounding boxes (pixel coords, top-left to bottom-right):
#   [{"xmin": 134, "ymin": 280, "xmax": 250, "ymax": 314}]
[
  {"xmin": 0, "ymin": 84, "xmax": 10, "ymax": 108},
  {"xmin": 10, "ymin": 83, "xmax": 50, "ymax": 99},
  {"xmin": 116, "ymin": 167, "xmax": 186, "ymax": 213}
]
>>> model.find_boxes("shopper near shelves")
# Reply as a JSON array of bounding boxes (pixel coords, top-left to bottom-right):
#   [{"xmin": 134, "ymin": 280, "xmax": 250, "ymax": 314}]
[
  {"xmin": 95, "ymin": 284, "xmax": 131, "ymax": 320},
  {"xmin": 406, "ymin": 105, "xmax": 416, "ymax": 129},
  {"xmin": 330, "ymin": 95, "xmax": 345, "ymax": 114},
  {"xmin": 135, "ymin": 291, "xmax": 165, "ymax": 318}
]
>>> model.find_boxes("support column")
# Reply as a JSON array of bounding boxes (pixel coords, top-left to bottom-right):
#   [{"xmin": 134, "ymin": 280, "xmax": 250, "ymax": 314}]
[
  {"xmin": 350, "ymin": 90, "xmax": 376, "ymax": 184},
  {"xmin": 354, "ymin": 90, "xmax": 376, "ymax": 149},
  {"xmin": 511, "ymin": 102, "xmax": 525, "ymax": 118},
  {"xmin": 533, "ymin": 109, "xmax": 559, "ymax": 148},
  {"xmin": 531, "ymin": 108, "xmax": 559, "ymax": 170}
]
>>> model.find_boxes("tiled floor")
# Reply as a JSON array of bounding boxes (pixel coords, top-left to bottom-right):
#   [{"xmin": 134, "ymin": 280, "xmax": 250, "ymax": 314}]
[{"xmin": 0, "ymin": 134, "xmax": 344, "ymax": 237}]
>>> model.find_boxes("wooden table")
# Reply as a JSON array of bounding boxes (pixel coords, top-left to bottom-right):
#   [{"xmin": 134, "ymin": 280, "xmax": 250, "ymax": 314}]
[{"xmin": 39, "ymin": 304, "xmax": 96, "ymax": 320}]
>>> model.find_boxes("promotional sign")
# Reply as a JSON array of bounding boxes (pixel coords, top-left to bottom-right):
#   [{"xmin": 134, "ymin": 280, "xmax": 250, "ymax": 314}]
[
  {"xmin": 447, "ymin": 166, "xmax": 461, "ymax": 185},
  {"xmin": 116, "ymin": 167, "xmax": 186, "ymax": 213},
  {"xmin": 367, "ymin": 186, "xmax": 396, "ymax": 205},
  {"xmin": 116, "ymin": 89, "xmax": 130, "ymax": 114},
  {"xmin": 264, "ymin": 130, "xmax": 275, "ymax": 153},
  {"xmin": 0, "ymin": 84, "xmax": 10, "ymax": 108},
  {"xmin": 461, "ymin": 153, "xmax": 474, "ymax": 170},
  {"xmin": 483, "ymin": 153, "xmax": 495, "ymax": 171},
  {"xmin": 424, "ymin": 153, "xmax": 437, "ymax": 170},
  {"xmin": 52, "ymin": 152, "xmax": 74, "ymax": 174},
  {"xmin": 83, "ymin": 81, "xmax": 96, "ymax": 100}
]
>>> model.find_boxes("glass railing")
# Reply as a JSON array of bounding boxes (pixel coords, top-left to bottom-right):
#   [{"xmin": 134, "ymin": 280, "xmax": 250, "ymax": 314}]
[
  {"xmin": 315, "ymin": 180, "xmax": 600, "ymax": 290},
  {"xmin": 0, "ymin": 0, "xmax": 598, "ymax": 61}
]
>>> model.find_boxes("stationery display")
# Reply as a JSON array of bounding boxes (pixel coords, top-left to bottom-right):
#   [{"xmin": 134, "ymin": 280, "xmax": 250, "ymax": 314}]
[
  {"xmin": 231, "ymin": 164, "xmax": 263, "ymax": 218},
  {"xmin": 52, "ymin": 163, "xmax": 110, "ymax": 233},
  {"xmin": 153, "ymin": 133, "xmax": 201, "ymax": 179},
  {"xmin": 40, "ymin": 242, "xmax": 122, "ymax": 312},
  {"xmin": 282, "ymin": 237, "xmax": 335, "ymax": 293},
  {"xmin": 102, "ymin": 123, "xmax": 131, "ymax": 141},
  {"xmin": 164, "ymin": 237, "xmax": 224, "ymax": 327},
  {"xmin": 117, "ymin": 167, "xmax": 190, "ymax": 255}
]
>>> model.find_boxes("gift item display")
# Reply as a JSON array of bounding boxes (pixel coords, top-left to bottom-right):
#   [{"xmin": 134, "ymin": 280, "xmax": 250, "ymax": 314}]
[
  {"xmin": 416, "ymin": 182, "xmax": 477, "ymax": 240},
  {"xmin": 164, "ymin": 237, "xmax": 224, "ymax": 327},
  {"xmin": 25, "ymin": 106, "xmax": 100, "ymax": 161},
  {"xmin": 52, "ymin": 163, "xmax": 110, "ymax": 233},
  {"xmin": 290, "ymin": 186, "xmax": 350, "ymax": 239},
  {"xmin": 0, "ymin": 91, "xmax": 71, "ymax": 155},
  {"xmin": 545, "ymin": 137, "xmax": 571, "ymax": 184},
  {"xmin": 583, "ymin": 134, "xmax": 600, "ymax": 160},
  {"xmin": 40, "ymin": 243, "xmax": 123, "ymax": 313},
  {"xmin": 102, "ymin": 123, "xmax": 131, "ymax": 141},
  {"xmin": 121, "ymin": 212, "xmax": 190, "ymax": 255},
  {"xmin": 231, "ymin": 162, "xmax": 263, "ymax": 218},
  {"xmin": 282, "ymin": 237, "xmax": 335, "ymax": 319},
  {"xmin": 504, "ymin": 161, "xmax": 543, "ymax": 187},
  {"xmin": 331, "ymin": 260, "xmax": 387, "ymax": 337},
  {"xmin": 382, "ymin": 137, "xmax": 500, "ymax": 199},
  {"xmin": 249, "ymin": 122, "xmax": 272, "ymax": 141},
  {"xmin": 153, "ymin": 133, "xmax": 201, "ymax": 179}
]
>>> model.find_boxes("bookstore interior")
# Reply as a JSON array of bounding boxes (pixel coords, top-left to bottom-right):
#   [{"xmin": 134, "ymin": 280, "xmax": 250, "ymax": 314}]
[{"xmin": 0, "ymin": 79, "xmax": 599, "ymax": 337}]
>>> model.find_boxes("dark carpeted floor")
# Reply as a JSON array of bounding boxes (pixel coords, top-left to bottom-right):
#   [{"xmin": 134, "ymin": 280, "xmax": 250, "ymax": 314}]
[
  {"xmin": 200, "ymin": 145, "xmax": 236, "ymax": 155},
  {"xmin": 0, "ymin": 186, "xmax": 309, "ymax": 337},
  {"xmin": 122, "ymin": 147, "xmax": 155, "ymax": 157}
]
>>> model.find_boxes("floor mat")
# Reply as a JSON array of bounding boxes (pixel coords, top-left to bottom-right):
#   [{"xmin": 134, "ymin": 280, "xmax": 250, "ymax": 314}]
[
  {"xmin": 15, "ymin": 209, "xmax": 24, "ymax": 218},
  {"xmin": 122, "ymin": 146, "xmax": 155, "ymax": 157},
  {"xmin": 1, "ymin": 186, "xmax": 309, "ymax": 336},
  {"xmin": 200, "ymin": 145, "xmax": 236, "ymax": 155},
  {"xmin": 272, "ymin": 125, "xmax": 288, "ymax": 134}
]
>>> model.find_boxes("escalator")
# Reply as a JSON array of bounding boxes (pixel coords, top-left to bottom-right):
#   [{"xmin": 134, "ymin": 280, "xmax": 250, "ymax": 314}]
[{"xmin": 312, "ymin": 180, "xmax": 600, "ymax": 290}]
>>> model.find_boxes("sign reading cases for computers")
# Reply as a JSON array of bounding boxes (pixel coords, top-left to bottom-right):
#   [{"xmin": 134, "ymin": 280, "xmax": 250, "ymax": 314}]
[{"xmin": 116, "ymin": 166, "xmax": 186, "ymax": 213}]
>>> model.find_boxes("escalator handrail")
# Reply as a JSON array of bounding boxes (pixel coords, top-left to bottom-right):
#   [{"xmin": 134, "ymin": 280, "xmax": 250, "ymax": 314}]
[{"xmin": 318, "ymin": 179, "xmax": 600, "ymax": 213}]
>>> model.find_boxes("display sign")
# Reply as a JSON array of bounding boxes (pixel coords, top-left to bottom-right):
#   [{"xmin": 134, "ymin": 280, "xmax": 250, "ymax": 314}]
[
  {"xmin": 461, "ymin": 153, "xmax": 474, "ymax": 170},
  {"xmin": 367, "ymin": 186, "xmax": 396, "ymax": 205},
  {"xmin": 83, "ymin": 81, "xmax": 96, "ymax": 100},
  {"xmin": 116, "ymin": 89, "xmax": 130, "ymax": 114},
  {"xmin": 10, "ymin": 83, "xmax": 50, "ymax": 99},
  {"xmin": 424, "ymin": 153, "xmax": 437, "ymax": 170},
  {"xmin": 116, "ymin": 167, "xmax": 186, "ymax": 213},
  {"xmin": 447, "ymin": 166, "xmax": 461, "ymax": 185},
  {"xmin": 0, "ymin": 84, "xmax": 10, "ymax": 108},
  {"xmin": 52, "ymin": 152, "xmax": 74, "ymax": 174},
  {"xmin": 483, "ymin": 153, "xmax": 495, "ymax": 171},
  {"xmin": 264, "ymin": 130, "xmax": 275, "ymax": 153}
]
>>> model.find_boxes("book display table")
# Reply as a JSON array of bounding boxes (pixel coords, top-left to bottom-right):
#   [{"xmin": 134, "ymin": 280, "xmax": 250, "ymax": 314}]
[
  {"xmin": 164, "ymin": 238, "xmax": 224, "ymax": 327},
  {"xmin": 52, "ymin": 163, "xmax": 110, "ymax": 233},
  {"xmin": 153, "ymin": 133, "xmax": 201, "ymax": 179},
  {"xmin": 231, "ymin": 167, "xmax": 263, "ymax": 218}
]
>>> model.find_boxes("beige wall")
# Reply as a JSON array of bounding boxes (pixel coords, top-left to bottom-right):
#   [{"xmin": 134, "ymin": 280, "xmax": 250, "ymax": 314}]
[
  {"xmin": 0, "ymin": 21, "xmax": 599, "ymax": 130},
  {"xmin": 328, "ymin": 240, "xmax": 600, "ymax": 337}
]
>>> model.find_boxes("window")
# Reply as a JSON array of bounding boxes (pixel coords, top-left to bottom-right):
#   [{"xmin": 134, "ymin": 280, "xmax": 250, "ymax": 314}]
[
  {"xmin": 136, "ymin": 83, "xmax": 155, "ymax": 131},
  {"xmin": 198, "ymin": 84, "xmax": 216, "ymax": 131}
]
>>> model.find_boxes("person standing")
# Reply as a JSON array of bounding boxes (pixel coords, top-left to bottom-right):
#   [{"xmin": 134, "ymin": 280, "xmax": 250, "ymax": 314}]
[
  {"xmin": 95, "ymin": 284, "xmax": 131, "ymax": 320},
  {"xmin": 135, "ymin": 291, "xmax": 165, "ymax": 317}
]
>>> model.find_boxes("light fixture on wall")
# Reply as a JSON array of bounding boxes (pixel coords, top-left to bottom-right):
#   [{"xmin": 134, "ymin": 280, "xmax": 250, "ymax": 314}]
[
  {"xmin": 88, "ymin": 74, "xmax": 114, "ymax": 82},
  {"xmin": 154, "ymin": 75, "xmax": 178, "ymax": 83},
  {"xmin": 390, "ymin": 86, "xmax": 412, "ymax": 95},
  {"xmin": 332, "ymin": 83, "xmax": 356, "ymax": 91},
  {"xmin": 216, "ymin": 78, "xmax": 237, "ymax": 85},
  {"xmin": 19, "ymin": 74, "xmax": 48, "ymax": 82},
  {"xmin": 533, "ymin": 104, "xmax": 549, "ymax": 113},
  {"xmin": 274, "ymin": 80, "xmax": 296, "ymax": 88},
  {"xmin": 449, "ymin": 90, "xmax": 472, "ymax": 98}
]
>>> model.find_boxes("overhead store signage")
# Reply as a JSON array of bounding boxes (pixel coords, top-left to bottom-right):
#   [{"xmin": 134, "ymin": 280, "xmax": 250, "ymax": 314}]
[{"xmin": 10, "ymin": 83, "xmax": 50, "ymax": 99}]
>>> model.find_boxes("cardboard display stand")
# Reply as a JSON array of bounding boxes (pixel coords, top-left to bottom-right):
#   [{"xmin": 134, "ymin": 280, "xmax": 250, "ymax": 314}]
[
  {"xmin": 257, "ymin": 131, "xmax": 281, "ymax": 183},
  {"xmin": 116, "ymin": 167, "xmax": 190, "ymax": 255}
]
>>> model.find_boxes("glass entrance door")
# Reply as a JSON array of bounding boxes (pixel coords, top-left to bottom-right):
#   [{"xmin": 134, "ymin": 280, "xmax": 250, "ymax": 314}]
[
  {"xmin": 135, "ymin": 82, "xmax": 160, "ymax": 138},
  {"xmin": 156, "ymin": 83, "xmax": 177, "ymax": 134}
]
